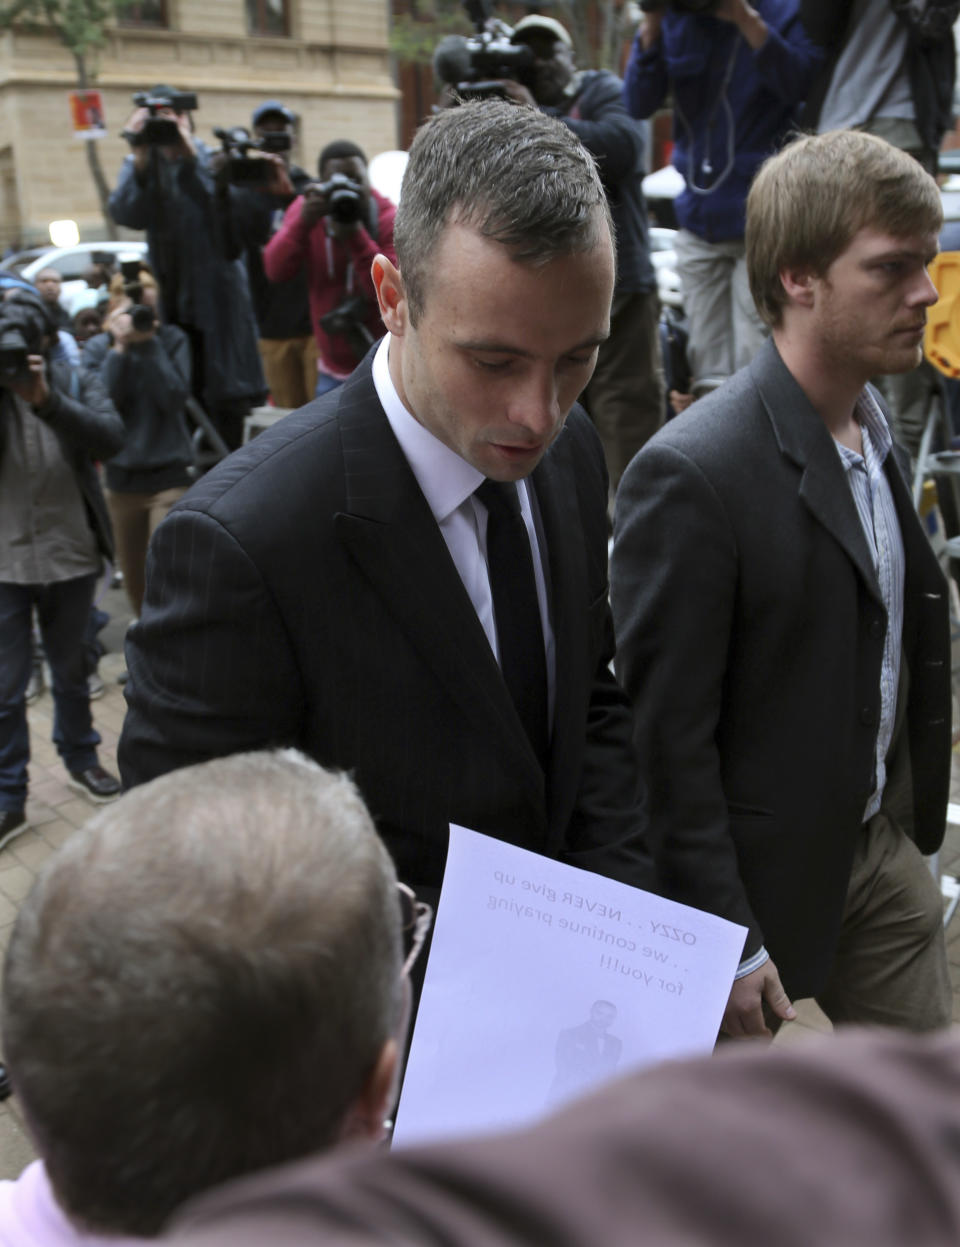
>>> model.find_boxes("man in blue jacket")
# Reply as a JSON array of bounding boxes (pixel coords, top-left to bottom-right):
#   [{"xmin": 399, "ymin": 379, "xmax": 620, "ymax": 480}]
[{"xmin": 624, "ymin": 0, "xmax": 821, "ymax": 395}]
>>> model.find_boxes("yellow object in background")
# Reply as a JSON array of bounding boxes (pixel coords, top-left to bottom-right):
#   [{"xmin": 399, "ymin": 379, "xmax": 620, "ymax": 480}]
[{"xmin": 924, "ymin": 252, "xmax": 960, "ymax": 378}]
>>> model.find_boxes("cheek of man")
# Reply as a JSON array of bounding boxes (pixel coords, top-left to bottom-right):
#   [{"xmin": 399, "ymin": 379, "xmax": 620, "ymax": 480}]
[
  {"xmin": 387, "ymin": 221, "xmax": 614, "ymax": 482},
  {"xmin": 810, "ymin": 229, "xmax": 940, "ymax": 379}
]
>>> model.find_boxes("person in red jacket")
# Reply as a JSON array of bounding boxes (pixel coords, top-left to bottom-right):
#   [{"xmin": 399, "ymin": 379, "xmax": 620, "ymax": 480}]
[{"xmin": 263, "ymin": 140, "xmax": 397, "ymax": 397}]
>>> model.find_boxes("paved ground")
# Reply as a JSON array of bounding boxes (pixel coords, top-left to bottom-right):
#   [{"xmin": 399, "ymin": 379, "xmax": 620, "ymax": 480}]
[{"xmin": 0, "ymin": 580, "xmax": 959, "ymax": 1177}]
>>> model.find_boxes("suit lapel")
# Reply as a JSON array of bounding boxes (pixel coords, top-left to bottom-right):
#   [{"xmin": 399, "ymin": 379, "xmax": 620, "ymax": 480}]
[
  {"xmin": 751, "ymin": 340, "xmax": 882, "ymax": 604},
  {"xmin": 331, "ymin": 360, "xmax": 547, "ymax": 810}
]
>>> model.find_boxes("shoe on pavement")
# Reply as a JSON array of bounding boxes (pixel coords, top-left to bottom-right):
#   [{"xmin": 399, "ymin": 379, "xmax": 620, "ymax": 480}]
[
  {"xmin": 0, "ymin": 810, "xmax": 28, "ymax": 852},
  {"xmin": 87, "ymin": 672, "xmax": 105, "ymax": 700},
  {"xmin": 67, "ymin": 766, "xmax": 120, "ymax": 804}
]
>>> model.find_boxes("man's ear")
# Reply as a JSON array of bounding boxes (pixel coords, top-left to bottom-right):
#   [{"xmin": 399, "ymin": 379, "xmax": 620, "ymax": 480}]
[
  {"xmin": 779, "ymin": 265, "xmax": 817, "ymax": 309},
  {"xmin": 372, "ymin": 255, "xmax": 407, "ymax": 335},
  {"xmin": 337, "ymin": 1038, "xmax": 399, "ymax": 1144}
]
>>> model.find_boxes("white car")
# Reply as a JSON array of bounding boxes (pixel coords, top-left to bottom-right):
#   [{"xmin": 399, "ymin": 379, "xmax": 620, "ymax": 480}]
[
  {"xmin": 649, "ymin": 225, "xmax": 682, "ymax": 310},
  {"xmin": 8, "ymin": 240, "xmax": 149, "ymax": 313}
]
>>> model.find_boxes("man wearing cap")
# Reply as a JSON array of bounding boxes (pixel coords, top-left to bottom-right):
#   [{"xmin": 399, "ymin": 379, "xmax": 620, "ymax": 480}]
[
  {"xmin": 263, "ymin": 140, "xmax": 397, "ymax": 396},
  {"xmin": 223, "ymin": 102, "xmax": 316, "ymax": 410},
  {"xmin": 109, "ymin": 85, "xmax": 266, "ymax": 451},
  {"xmin": 499, "ymin": 15, "xmax": 663, "ymax": 488}
]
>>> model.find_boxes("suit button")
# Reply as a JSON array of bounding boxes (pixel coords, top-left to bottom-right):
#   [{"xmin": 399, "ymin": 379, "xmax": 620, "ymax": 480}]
[
  {"xmin": 860, "ymin": 706, "xmax": 875, "ymax": 726},
  {"xmin": 869, "ymin": 619, "xmax": 883, "ymax": 639}
]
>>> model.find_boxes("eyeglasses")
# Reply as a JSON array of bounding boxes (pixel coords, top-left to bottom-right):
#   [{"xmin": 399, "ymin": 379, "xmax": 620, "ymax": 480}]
[{"xmin": 396, "ymin": 881, "xmax": 432, "ymax": 978}]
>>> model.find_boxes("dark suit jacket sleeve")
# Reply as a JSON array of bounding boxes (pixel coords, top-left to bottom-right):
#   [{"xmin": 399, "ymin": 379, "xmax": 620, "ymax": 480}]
[
  {"xmin": 554, "ymin": 414, "xmax": 656, "ymax": 893},
  {"xmin": 610, "ymin": 440, "xmax": 761, "ymax": 951},
  {"xmin": 118, "ymin": 506, "xmax": 303, "ymax": 788},
  {"xmin": 559, "ymin": 610, "xmax": 656, "ymax": 890}
]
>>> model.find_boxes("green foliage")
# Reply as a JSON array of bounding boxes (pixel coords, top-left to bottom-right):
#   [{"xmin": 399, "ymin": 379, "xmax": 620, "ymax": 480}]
[
  {"xmin": 390, "ymin": 2, "xmax": 472, "ymax": 67},
  {"xmin": 0, "ymin": 0, "xmax": 136, "ymax": 65}
]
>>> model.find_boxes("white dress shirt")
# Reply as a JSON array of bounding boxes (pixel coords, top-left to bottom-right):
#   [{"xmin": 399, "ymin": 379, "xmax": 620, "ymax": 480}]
[{"xmin": 372, "ymin": 335, "xmax": 556, "ymax": 720}]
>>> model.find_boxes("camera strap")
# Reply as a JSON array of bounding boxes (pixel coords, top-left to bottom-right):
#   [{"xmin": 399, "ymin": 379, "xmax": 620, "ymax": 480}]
[
  {"xmin": 324, "ymin": 234, "xmax": 355, "ymax": 294},
  {"xmin": 674, "ymin": 35, "xmax": 739, "ymax": 197}
]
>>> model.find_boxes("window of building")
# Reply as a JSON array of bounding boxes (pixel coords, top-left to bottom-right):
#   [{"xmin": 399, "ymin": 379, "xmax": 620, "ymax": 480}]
[
  {"xmin": 117, "ymin": 0, "xmax": 168, "ymax": 27},
  {"xmin": 247, "ymin": 0, "xmax": 289, "ymax": 36}
]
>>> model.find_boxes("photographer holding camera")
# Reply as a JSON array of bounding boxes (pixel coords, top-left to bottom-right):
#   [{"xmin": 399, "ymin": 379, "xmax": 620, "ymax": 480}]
[
  {"xmin": 494, "ymin": 14, "xmax": 664, "ymax": 487},
  {"xmin": 262, "ymin": 140, "xmax": 397, "ymax": 396},
  {"xmin": 0, "ymin": 289, "xmax": 123, "ymax": 849},
  {"xmin": 624, "ymin": 1, "xmax": 821, "ymax": 395},
  {"xmin": 217, "ymin": 101, "xmax": 316, "ymax": 410},
  {"xmin": 108, "ymin": 84, "xmax": 266, "ymax": 451},
  {"xmin": 82, "ymin": 265, "xmax": 193, "ymax": 618}
]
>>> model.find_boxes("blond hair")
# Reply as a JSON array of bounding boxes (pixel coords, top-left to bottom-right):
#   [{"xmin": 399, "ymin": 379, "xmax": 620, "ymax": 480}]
[{"xmin": 747, "ymin": 130, "xmax": 942, "ymax": 327}]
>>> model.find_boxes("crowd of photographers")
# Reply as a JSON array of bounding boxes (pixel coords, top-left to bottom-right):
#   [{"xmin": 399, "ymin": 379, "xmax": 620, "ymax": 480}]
[{"xmin": 3, "ymin": 0, "xmax": 958, "ymax": 842}]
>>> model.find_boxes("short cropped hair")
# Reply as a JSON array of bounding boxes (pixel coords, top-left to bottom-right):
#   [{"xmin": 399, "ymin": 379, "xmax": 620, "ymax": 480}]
[
  {"xmin": 747, "ymin": 129, "xmax": 943, "ymax": 327},
  {"xmin": 318, "ymin": 139, "xmax": 367, "ymax": 175},
  {"xmin": 2, "ymin": 751, "xmax": 403, "ymax": 1238},
  {"xmin": 394, "ymin": 99, "xmax": 612, "ymax": 325}
]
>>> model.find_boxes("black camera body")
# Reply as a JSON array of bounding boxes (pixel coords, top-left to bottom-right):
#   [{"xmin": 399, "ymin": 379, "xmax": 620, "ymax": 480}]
[
  {"xmin": 437, "ymin": 0, "xmax": 535, "ymax": 99},
  {"xmin": 214, "ymin": 125, "xmax": 290, "ymax": 185},
  {"xmin": 257, "ymin": 131, "xmax": 292, "ymax": 155},
  {"xmin": 0, "ymin": 297, "xmax": 48, "ymax": 388},
  {"xmin": 119, "ymin": 259, "xmax": 156, "ymax": 334},
  {"xmin": 320, "ymin": 294, "xmax": 374, "ymax": 361},
  {"xmin": 639, "ymin": 0, "xmax": 718, "ymax": 12},
  {"xmin": 127, "ymin": 90, "xmax": 199, "ymax": 146},
  {"xmin": 313, "ymin": 173, "xmax": 365, "ymax": 225},
  {"xmin": 0, "ymin": 326, "xmax": 30, "ymax": 386}
]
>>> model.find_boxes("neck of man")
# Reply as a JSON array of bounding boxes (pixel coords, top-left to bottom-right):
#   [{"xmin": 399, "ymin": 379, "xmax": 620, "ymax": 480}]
[{"xmin": 772, "ymin": 325, "xmax": 864, "ymax": 454}]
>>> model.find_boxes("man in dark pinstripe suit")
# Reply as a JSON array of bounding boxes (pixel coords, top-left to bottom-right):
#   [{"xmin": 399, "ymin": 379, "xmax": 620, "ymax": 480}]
[{"xmin": 118, "ymin": 101, "xmax": 655, "ymax": 905}]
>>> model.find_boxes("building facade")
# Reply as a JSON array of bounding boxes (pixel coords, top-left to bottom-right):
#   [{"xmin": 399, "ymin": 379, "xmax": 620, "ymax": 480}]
[{"xmin": 0, "ymin": 0, "xmax": 398, "ymax": 247}]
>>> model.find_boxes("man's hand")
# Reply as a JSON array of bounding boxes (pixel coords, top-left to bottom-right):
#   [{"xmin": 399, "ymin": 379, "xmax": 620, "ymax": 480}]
[
  {"xmin": 256, "ymin": 153, "xmax": 295, "ymax": 198},
  {"xmin": 300, "ymin": 184, "xmax": 329, "ymax": 228},
  {"xmin": 713, "ymin": 0, "xmax": 768, "ymax": 49},
  {"xmin": 107, "ymin": 301, "xmax": 155, "ymax": 351},
  {"xmin": 9, "ymin": 354, "xmax": 49, "ymax": 408},
  {"xmin": 721, "ymin": 958, "xmax": 796, "ymax": 1040},
  {"xmin": 495, "ymin": 79, "xmax": 537, "ymax": 107},
  {"xmin": 639, "ymin": 10, "xmax": 662, "ymax": 50},
  {"xmin": 127, "ymin": 106, "xmax": 195, "ymax": 173},
  {"xmin": 160, "ymin": 108, "xmax": 197, "ymax": 162}
]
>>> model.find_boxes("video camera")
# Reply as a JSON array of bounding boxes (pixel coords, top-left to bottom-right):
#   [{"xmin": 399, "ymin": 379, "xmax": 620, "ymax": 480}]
[
  {"xmin": 214, "ymin": 125, "xmax": 291, "ymax": 185},
  {"xmin": 125, "ymin": 90, "xmax": 199, "ymax": 146},
  {"xmin": 432, "ymin": 0, "xmax": 535, "ymax": 100},
  {"xmin": 639, "ymin": 0, "xmax": 718, "ymax": 13},
  {"xmin": 0, "ymin": 295, "xmax": 48, "ymax": 388},
  {"xmin": 307, "ymin": 173, "xmax": 366, "ymax": 225},
  {"xmin": 119, "ymin": 259, "xmax": 156, "ymax": 334}
]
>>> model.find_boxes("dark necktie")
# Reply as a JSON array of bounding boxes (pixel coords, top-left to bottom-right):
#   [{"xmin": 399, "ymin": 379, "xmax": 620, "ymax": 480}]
[{"xmin": 476, "ymin": 479, "xmax": 549, "ymax": 767}]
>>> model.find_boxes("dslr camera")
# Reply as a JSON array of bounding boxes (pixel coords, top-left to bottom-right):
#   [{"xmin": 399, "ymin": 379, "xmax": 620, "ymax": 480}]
[
  {"xmin": 308, "ymin": 173, "xmax": 366, "ymax": 225},
  {"xmin": 319, "ymin": 294, "xmax": 374, "ymax": 361},
  {"xmin": 125, "ymin": 90, "xmax": 199, "ymax": 145},
  {"xmin": 0, "ymin": 296, "xmax": 48, "ymax": 388},
  {"xmin": 119, "ymin": 259, "xmax": 156, "ymax": 334},
  {"xmin": 433, "ymin": 0, "xmax": 535, "ymax": 99},
  {"xmin": 639, "ymin": 0, "xmax": 719, "ymax": 11},
  {"xmin": 214, "ymin": 125, "xmax": 291, "ymax": 185}
]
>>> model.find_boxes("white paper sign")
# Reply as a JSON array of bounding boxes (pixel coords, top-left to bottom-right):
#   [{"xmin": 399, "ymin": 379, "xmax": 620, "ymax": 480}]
[{"xmin": 393, "ymin": 825, "xmax": 747, "ymax": 1148}]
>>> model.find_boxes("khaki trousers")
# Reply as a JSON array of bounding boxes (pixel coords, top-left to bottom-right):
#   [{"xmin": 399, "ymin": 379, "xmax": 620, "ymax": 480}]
[
  {"xmin": 258, "ymin": 336, "xmax": 318, "ymax": 410},
  {"xmin": 815, "ymin": 810, "xmax": 952, "ymax": 1032},
  {"xmin": 106, "ymin": 487, "xmax": 187, "ymax": 618}
]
